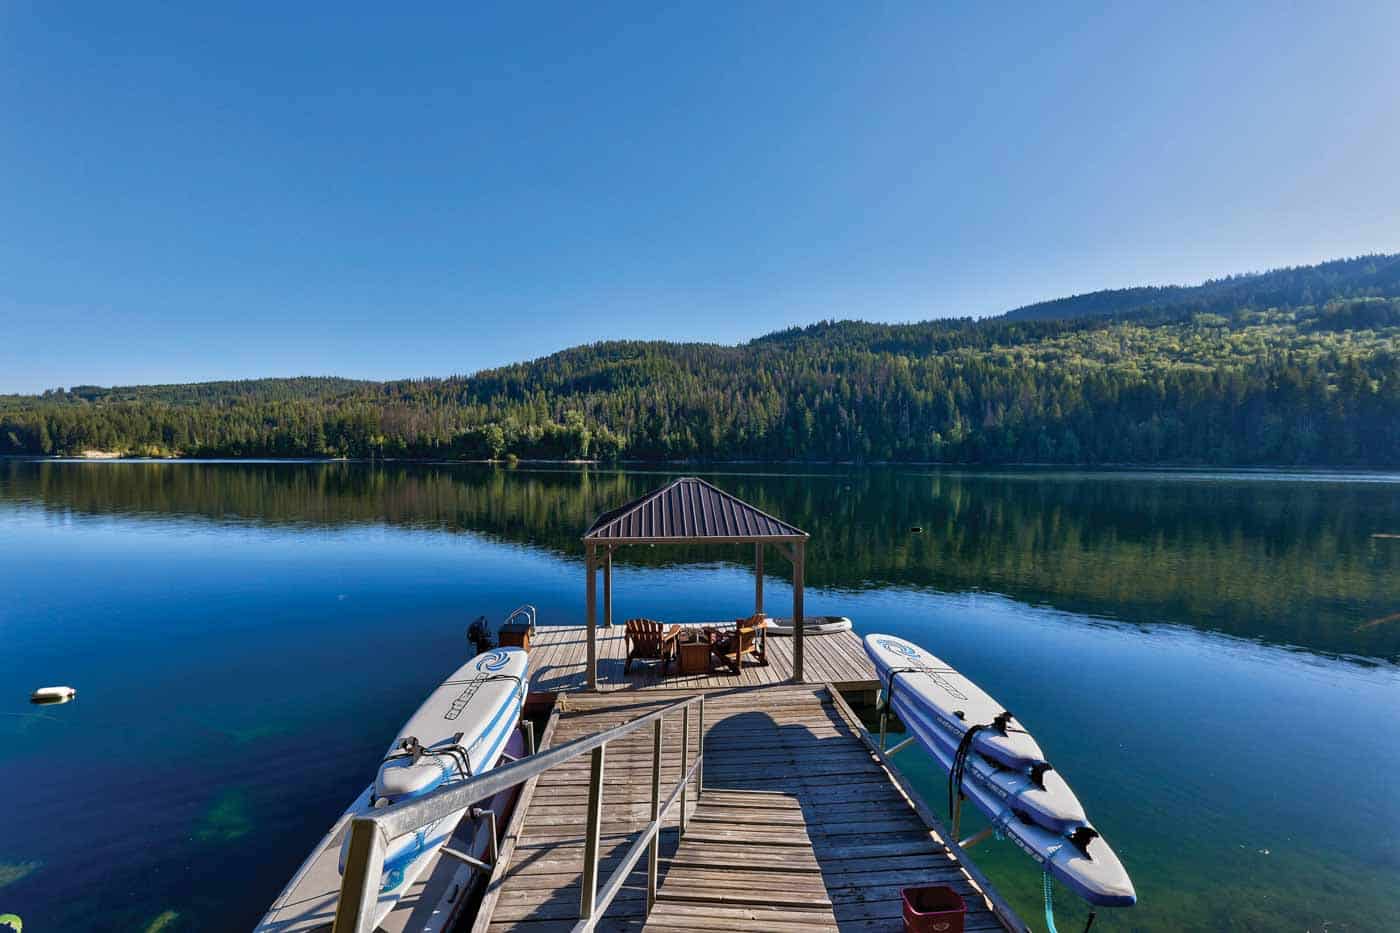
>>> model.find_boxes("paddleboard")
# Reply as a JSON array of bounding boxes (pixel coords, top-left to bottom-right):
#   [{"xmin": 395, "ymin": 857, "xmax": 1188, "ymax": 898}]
[
  {"xmin": 863, "ymin": 633, "xmax": 1135, "ymax": 907},
  {"xmin": 257, "ymin": 647, "xmax": 529, "ymax": 931},
  {"xmin": 865, "ymin": 634, "xmax": 1046, "ymax": 769},
  {"xmin": 897, "ymin": 700, "xmax": 1135, "ymax": 906},
  {"xmin": 764, "ymin": 615, "xmax": 853, "ymax": 635},
  {"xmin": 916, "ymin": 715, "xmax": 1087, "ymax": 834}
]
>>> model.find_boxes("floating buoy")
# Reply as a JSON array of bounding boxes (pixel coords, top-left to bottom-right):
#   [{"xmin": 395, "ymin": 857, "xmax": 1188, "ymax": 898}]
[{"xmin": 30, "ymin": 686, "xmax": 76, "ymax": 705}]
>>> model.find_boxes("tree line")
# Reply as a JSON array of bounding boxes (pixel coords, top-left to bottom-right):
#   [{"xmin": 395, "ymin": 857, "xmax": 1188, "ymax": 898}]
[{"xmin": 2, "ymin": 296, "xmax": 1398, "ymax": 466}]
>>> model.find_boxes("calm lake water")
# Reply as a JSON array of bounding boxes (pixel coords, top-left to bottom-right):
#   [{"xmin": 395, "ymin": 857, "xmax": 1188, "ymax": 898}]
[{"xmin": 1, "ymin": 460, "xmax": 1397, "ymax": 932}]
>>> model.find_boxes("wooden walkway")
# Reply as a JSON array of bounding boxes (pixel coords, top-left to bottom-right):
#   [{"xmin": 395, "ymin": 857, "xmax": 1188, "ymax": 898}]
[
  {"xmin": 472, "ymin": 685, "xmax": 1014, "ymax": 933},
  {"xmin": 526, "ymin": 625, "xmax": 877, "ymax": 693}
]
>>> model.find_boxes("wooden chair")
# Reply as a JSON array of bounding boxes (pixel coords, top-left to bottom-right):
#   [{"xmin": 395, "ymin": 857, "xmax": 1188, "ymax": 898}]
[
  {"xmin": 709, "ymin": 613, "xmax": 767, "ymax": 674},
  {"xmin": 624, "ymin": 619, "xmax": 681, "ymax": 674}
]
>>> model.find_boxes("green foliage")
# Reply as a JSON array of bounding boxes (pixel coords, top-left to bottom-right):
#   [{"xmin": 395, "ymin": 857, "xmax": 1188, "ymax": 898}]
[
  {"xmin": 1002, "ymin": 252, "xmax": 1400, "ymax": 321},
  {"xmin": 2, "ymin": 286, "xmax": 1399, "ymax": 466}
]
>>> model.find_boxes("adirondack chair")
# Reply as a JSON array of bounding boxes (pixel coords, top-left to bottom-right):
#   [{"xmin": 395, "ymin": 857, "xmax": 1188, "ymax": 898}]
[
  {"xmin": 709, "ymin": 613, "xmax": 767, "ymax": 674},
  {"xmin": 624, "ymin": 618, "xmax": 680, "ymax": 674}
]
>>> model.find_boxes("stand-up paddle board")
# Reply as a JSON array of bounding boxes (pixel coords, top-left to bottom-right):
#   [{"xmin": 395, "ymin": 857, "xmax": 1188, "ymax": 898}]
[
  {"xmin": 864, "ymin": 634, "xmax": 1135, "ymax": 908},
  {"xmin": 866, "ymin": 634, "xmax": 1046, "ymax": 770},
  {"xmin": 764, "ymin": 615, "xmax": 853, "ymax": 635},
  {"xmin": 257, "ymin": 646, "xmax": 529, "ymax": 931},
  {"xmin": 868, "ymin": 634, "xmax": 1087, "ymax": 833}
]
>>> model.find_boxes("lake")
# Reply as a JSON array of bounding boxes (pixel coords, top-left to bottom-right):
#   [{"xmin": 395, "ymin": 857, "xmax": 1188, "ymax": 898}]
[{"xmin": 1, "ymin": 460, "xmax": 1397, "ymax": 931}]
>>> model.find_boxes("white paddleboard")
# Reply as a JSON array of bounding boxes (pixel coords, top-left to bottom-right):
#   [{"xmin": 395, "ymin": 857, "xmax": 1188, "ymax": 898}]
[
  {"xmin": 916, "ymin": 715, "xmax": 1087, "ymax": 834},
  {"xmin": 764, "ymin": 615, "xmax": 853, "ymax": 635},
  {"xmin": 869, "ymin": 636, "xmax": 1087, "ymax": 833},
  {"xmin": 898, "ymin": 700, "xmax": 1135, "ymax": 906},
  {"xmin": 258, "ymin": 647, "xmax": 529, "ymax": 931},
  {"xmin": 865, "ymin": 633, "xmax": 1046, "ymax": 769},
  {"xmin": 863, "ymin": 633, "xmax": 1135, "ymax": 907}
]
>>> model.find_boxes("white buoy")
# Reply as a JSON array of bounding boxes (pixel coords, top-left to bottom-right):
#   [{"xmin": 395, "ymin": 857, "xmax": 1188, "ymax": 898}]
[{"xmin": 31, "ymin": 686, "xmax": 76, "ymax": 705}]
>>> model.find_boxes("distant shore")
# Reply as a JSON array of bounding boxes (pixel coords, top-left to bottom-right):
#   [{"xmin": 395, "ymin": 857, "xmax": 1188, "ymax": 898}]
[{"xmin": 7, "ymin": 453, "xmax": 1400, "ymax": 474}]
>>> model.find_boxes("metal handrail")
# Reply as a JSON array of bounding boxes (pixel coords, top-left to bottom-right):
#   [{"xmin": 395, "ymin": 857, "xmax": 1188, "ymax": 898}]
[
  {"xmin": 333, "ymin": 693, "xmax": 705, "ymax": 933},
  {"xmin": 504, "ymin": 603, "xmax": 537, "ymax": 630}
]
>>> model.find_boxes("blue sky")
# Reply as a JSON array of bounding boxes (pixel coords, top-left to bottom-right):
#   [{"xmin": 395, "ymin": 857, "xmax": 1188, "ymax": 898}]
[{"xmin": 2, "ymin": 3, "xmax": 1398, "ymax": 392}]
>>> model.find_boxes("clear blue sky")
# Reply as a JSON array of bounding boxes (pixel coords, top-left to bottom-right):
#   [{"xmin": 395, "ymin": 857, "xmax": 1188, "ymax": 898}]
[{"xmin": 3, "ymin": 3, "xmax": 1398, "ymax": 392}]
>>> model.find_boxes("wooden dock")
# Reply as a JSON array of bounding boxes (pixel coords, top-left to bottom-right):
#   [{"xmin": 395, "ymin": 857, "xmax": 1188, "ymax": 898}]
[
  {"xmin": 526, "ymin": 623, "xmax": 879, "ymax": 694},
  {"xmin": 469, "ymin": 628, "xmax": 1021, "ymax": 933}
]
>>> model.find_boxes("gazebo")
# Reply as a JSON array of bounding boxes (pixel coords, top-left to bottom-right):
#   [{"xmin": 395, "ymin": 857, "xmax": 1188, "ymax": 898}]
[{"xmin": 582, "ymin": 476, "xmax": 810, "ymax": 690}]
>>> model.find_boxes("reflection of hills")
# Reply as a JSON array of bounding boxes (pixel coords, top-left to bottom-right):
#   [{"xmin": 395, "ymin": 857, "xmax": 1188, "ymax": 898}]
[{"xmin": 4, "ymin": 460, "xmax": 1397, "ymax": 661}]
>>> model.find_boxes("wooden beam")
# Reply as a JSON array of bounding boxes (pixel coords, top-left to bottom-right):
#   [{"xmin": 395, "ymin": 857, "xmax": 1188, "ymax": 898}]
[
  {"xmin": 793, "ymin": 539, "xmax": 805, "ymax": 683},
  {"xmin": 585, "ymin": 542, "xmax": 597, "ymax": 691},
  {"xmin": 603, "ymin": 547, "xmax": 613, "ymax": 629},
  {"xmin": 754, "ymin": 542, "xmax": 764, "ymax": 617}
]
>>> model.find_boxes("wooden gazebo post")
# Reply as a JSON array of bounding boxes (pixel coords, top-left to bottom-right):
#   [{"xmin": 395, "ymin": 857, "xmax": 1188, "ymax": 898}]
[
  {"xmin": 754, "ymin": 543, "xmax": 764, "ymax": 617},
  {"xmin": 603, "ymin": 547, "xmax": 613, "ymax": 628},
  {"xmin": 792, "ymin": 538, "xmax": 805, "ymax": 683},
  {"xmin": 585, "ymin": 541, "xmax": 597, "ymax": 691}
]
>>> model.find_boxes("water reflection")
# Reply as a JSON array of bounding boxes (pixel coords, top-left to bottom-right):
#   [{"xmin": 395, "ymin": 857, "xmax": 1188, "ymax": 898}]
[{"xmin": 4, "ymin": 459, "xmax": 1396, "ymax": 661}]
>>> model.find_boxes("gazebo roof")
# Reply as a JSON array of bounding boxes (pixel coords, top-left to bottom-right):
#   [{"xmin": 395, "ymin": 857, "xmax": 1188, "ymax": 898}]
[{"xmin": 583, "ymin": 476, "xmax": 807, "ymax": 544}]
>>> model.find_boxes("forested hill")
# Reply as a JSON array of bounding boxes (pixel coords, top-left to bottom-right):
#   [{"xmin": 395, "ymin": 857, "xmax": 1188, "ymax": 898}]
[
  {"xmin": 3, "ymin": 279, "xmax": 1399, "ymax": 466},
  {"xmin": 20, "ymin": 377, "xmax": 375, "ymax": 407},
  {"xmin": 1002, "ymin": 253, "xmax": 1400, "ymax": 321}
]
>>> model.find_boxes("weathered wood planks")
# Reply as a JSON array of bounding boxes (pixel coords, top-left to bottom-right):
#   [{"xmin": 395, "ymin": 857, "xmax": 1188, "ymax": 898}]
[
  {"xmin": 525, "ymin": 625, "xmax": 876, "ymax": 694},
  {"xmin": 473, "ymin": 684, "xmax": 1013, "ymax": 932}
]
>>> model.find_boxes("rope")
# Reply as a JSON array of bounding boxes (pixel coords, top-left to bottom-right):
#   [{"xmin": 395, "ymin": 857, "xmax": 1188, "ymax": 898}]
[
  {"xmin": 1043, "ymin": 869, "xmax": 1097, "ymax": 933},
  {"xmin": 1043, "ymin": 869, "xmax": 1059, "ymax": 933}
]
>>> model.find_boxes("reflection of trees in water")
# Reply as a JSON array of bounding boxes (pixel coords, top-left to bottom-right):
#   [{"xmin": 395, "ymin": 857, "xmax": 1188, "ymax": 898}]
[{"xmin": 5, "ymin": 460, "xmax": 1397, "ymax": 660}]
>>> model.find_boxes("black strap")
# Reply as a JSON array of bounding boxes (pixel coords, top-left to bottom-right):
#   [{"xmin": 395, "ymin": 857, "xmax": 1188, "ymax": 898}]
[
  {"xmin": 948, "ymin": 722, "xmax": 988, "ymax": 819},
  {"xmin": 382, "ymin": 730, "xmax": 472, "ymax": 779}
]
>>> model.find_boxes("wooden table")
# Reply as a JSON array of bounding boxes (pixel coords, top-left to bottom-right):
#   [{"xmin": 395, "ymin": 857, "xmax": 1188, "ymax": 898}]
[{"xmin": 677, "ymin": 637, "xmax": 713, "ymax": 675}]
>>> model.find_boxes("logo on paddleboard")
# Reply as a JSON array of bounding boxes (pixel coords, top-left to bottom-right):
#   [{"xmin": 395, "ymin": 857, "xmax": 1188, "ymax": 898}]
[
  {"xmin": 877, "ymin": 639, "xmax": 967, "ymax": 700},
  {"xmin": 475, "ymin": 649, "xmax": 510, "ymax": 672},
  {"xmin": 446, "ymin": 679, "xmax": 483, "ymax": 720},
  {"xmin": 877, "ymin": 638, "xmax": 921, "ymax": 659}
]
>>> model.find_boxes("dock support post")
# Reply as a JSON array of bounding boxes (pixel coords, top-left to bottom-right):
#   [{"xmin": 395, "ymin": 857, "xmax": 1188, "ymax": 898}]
[
  {"xmin": 603, "ymin": 547, "xmax": 612, "ymax": 628},
  {"xmin": 580, "ymin": 744, "xmax": 606, "ymax": 919},
  {"xmin": 793, "ymin": 539, "xmax": 805, "ymax": 683},
  {"xmin": 333, "ymin": 819, "xmax": 387, "ymax": 933},
  {"xmin": 679, "ymin": 705, "xmax": 690, "ymax": 837},
  {"xmin": 647, "ymin": 717, "xmax": 663, "ymax": 911},
  {"xmin": 879, "ymin": 689, "xmax": 889, "ymax": 753},
  {"xmin": 754, "ymin": 542, "xmax": 764, "ymax": 617},
  {"xmin": 585, "ymin": 542, "xmax": 597, "ymax": 691}
]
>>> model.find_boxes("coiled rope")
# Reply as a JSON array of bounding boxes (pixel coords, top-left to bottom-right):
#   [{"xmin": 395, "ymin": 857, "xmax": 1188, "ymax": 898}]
[{"xmin": 1044, "ymin": 868, "xmax": 1097, "ymax": 933}]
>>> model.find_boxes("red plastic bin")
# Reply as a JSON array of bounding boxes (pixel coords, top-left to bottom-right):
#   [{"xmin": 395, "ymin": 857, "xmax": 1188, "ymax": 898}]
[{"xmin": 902, "ymin": 884, "xmax": 966, "ymax": 933}]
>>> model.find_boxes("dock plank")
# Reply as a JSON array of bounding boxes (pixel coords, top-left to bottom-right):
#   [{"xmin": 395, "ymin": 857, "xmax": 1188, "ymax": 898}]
[
  {"xmin": 525, "ymin": 624, "xmax": 875, "ymax": 694},
  {"xmin": 472, "ymin": 677, "xmax": 1018, "ymax": 932}
]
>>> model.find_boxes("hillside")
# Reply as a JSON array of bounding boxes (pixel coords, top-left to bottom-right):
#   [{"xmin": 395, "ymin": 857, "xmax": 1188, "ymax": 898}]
[
  {"xmin": 1002, "ymin": 253, "xmax": 1400, "ymax": 321},
  {"xmin": 3, "ymin": 258, "xmax": 1399, "ymax": 466}
]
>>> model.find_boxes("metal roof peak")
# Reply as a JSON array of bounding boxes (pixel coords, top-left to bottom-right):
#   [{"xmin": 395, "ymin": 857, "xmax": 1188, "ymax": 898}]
[{"xmin": 583, "ymin": 475, "xmax": 807, "ymax": 543}]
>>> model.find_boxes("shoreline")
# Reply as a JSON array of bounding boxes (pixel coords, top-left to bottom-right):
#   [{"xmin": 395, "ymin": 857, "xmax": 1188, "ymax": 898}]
[{"xmin": 4, "ymin": 453, "xmax": 1399, "ymax": 475}]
